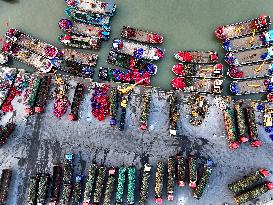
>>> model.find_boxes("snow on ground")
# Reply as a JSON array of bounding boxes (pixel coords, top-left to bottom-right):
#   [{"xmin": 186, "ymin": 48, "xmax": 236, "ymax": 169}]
[{"xmin": 0, "ymin": 85, "xmax": 272, "ymax": 205}]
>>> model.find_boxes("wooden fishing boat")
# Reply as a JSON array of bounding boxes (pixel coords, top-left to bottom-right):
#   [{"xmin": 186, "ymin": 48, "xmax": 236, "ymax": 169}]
[
  {"xmin": 50, "ymin": 165, "xmax": 63, "ymax": 205},
  {"xmin": 2, "ymin": 42, "xmax": 60, "ymax": 73},
  {"xmin": 53, "ymin": 76, "xmax": 70, "ymax": 118},
  {"xmin": 58, "ymin": 19, "xmax": 110, "ymax": 40},
  {"xmin": 102, "ymin": 167, "xmax": 116, "ymax": 205},
  {"xmin": 193, "ymin": 160, "xmax": 213, "ymax": 199},
  {"xmin": 215, "ymin": 15, "xmax": 271, "ymax": 40},
  {"xmin": 72, "ymin": 175, "xmax": 84, "ymax": 204},
  {"xmin": 174, "ymin": 51, "xmax": 218, "ymax": 64},
  {"xmin": 155, "ymin": 161, "xmax": 164, "ymax": 204},
  {"xmin": 139, "ymin": 91, "xmax": 152, "ymax": 130},
  {"xmin": 121, "ymin": 26, "xmax": 164, "ymax": 44},
  {"xmin": 98, "ymin": 67, "xmax": 151, "ymax": 85},
  {"xmin": 176, "ymin": 156, "xmax": 186, "ymax": 187},
  {"xmin": 245, "ymin": 107, "xmax": 262, "ymax": 147},
  {"xmin": 228, "ymin": 61, "xmax": 273, "ymax": 79},
  {"xmin": 5, "ymin": 28, "xmax": 62, "ymax": 59},
  {"xmin": 115, "ymin": 167, "xmax": 126, "ymax": 204},
  {"xmin": 68, "ymin": 83, "xmax": 85, "ymax": 121},
  {"xmin": 223, "ymin": 30, "xmax": 273, "ymax": 52},
  {"xmin": 107, "ymin": 50, "xmax": 157, "ymax": 75},
  {"xmin": 187, "ymin": 94, "xmax": 209, "ymax": 126},
  {"xmin": 172, "ymin": 63, "xmax": 223, "ymax": 78},
  {"xmin": 0, "ymin": 67, "xmax": 19, "ymax": 110},
  {"xmin": 91, "ymin": 84, "xmax": 110, "ymax": 121},
  {"xmin": 112, "ymin": 39, "xmax": 165, "ymax": 61},
  {"xmin": 0, "ymin": 52, "xmax": 9, "ymax": 65},
  {"xmin": 0, "ymin": 169, "xmax": 12, "ymax": 205},
  {"xmin": 230, "ymin": 78, "xmax": 271, "ymax": 95},
  {"xmin": 62, "ymin": 61, "xmax": 95, "ymax": 78},
  {"xmin": 83, "ymin": 164, "xmax": 97, "ymax": 205},
  {"xmin": 65, "ymin": 7, "xmax": 111, "ymax": 26},
  {"xmin": 188, "ymin": 156, "xmax": 197, "ymax": 188},
  {"xmin": 27, "ymin": 176, "xmax": 39, "ymax": 204},
  {"xmin": 65, "ymin": 0, "xmax": 116, "ymax": 16},
  {"xmin": 139, "ymin": 164, "xmax": 151, "ymax": 205},
  {"xmin": 24, "ymin": 76, "xmax": 41, "ymax": 115},
  {"xmin": 62, "ymin": 49, "xmax": 98, "ymax": 66},
  {"xmin": 34, "ymin": 75, "xmax": 51, "ymax": 113},
  {"xmin": 59, "ymin": 34, "xmax": 101, "ymax": 50},
  {"xmin": 171, "ymin": 77, "xmax": 223, "ymax": 94},
  {"xmin": 37, "ymin": 174, "xmax": 50, "ymax": 205},
  {"xmin": 225, "ymin": 47, "xmax": 273, "ymax": 66},
  {"xmin": 109, "ymin": 87, "xmax": 118, "ymax": 126},
  {"xmin": 167, "ymin": 157, "xmax": 176, "ymax": 201},
  {"xmin": 93, "ymin": 166, "xmax": 106, "ymax": 204},
  {"xmin": 127, "ymin": 166, "xmax": 136, "ymax": 205},
  {"xmin": 169, "ymin": 92, "xmax": 179, "ymax": 136}
]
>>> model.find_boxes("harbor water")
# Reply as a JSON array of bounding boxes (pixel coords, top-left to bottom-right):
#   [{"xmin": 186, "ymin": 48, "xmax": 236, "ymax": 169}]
[{"xmin": 1, "ymin": 0, "xmax": 273, "ymax": 97}]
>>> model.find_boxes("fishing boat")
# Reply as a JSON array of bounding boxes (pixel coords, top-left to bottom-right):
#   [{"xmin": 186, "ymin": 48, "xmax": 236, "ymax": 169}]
[
  {"xmin": 225, "ymin": 47, "xmax": 273, "ymax": 66},
  {"xmin": 93, "ymin": 166, "xmax": 106, "ymax": 204},
  {"xmin": 2, "ymin": 42, "xmax": 60, "ymax": 73},
  {"xmin": 121, "ymin": 26, "xmax": 164, "ymax": 44},
  {"xmin": 0, "ymin": 169, "xmax": 12, "ymax": 205},
  {"xmin": 228, "ymin": 61, "xmax": 273, "ymax": 79},
  {"xmin": 139, "ymin": 164, "xmax": 151, "ymax": 205},
  {"xmin": 172, "ymin": 63, "xmax": 223, "ymax": 78},
  {"xmin": 127, "ymin": 166, "xmax": 136, "ymax": 205},
  {"xmin": 0, "ymin": 122, "xmax": 16, "ymax": 145},
  {"xmin": 37, "ymin": 174, "xmax": 50, "ymax": 205},
  {"xmin": 171, "ymin": 77, "xmax": 223, "ymax": 94},
  {"xmin": 50, "ymin": 165, "xmax": 63, "ymax": 205},
  {"xmin": 72, "ymin": 175, "xmax": 84, "ymax": 204},
  {"xmin": 65, "ymin": 0, "xmax": 116, "ymax": 16},
  {"xmin": 98, "ymin": 67, "xmax": 151, "ymax": 85},
  {"xmin": 65, "ymin": 7, "xmax": 111, "ymax": 26},
  {"xmin": 177, "ymin": 156, "xmax": 186, "ymax": 187},
  {"xmin": 139, "ymin": 91, "xmax": 152, "ymax": 130},
  {"xmin": 24, "ymin": 76, "xmax": 41, "ymax": 115},
  {"xmin": 174, "ymin": 51, "xmax": 218, "ymax": 64},
  {"xmin": 34, "ymin": 75, "xmax": 51, "ymax": 113},
  {"xmin": 53, "ymin": 76, "xmax": 70, "ymax": 118},
  {"xmin": 83, "ymin": 164, "xmax": 97, "ymax": 205},
  {"xmin": 187, "ymin": 94, "xmax": 209, "ymax": 126},
  {"xmin": 230, "ymin": 78, "xmax": 272, "ymax": 95},
  {"xmin": 167, "ymin": 157, "xmax": 175, "ymax": 201},
  {"xmin": 169, "ymin": 92, "xmax": 179, "ymax": 136},
  {"xmin": 91, "ymin": 84, "xmax": 110, "ymax": 121},
  {"xmin": 215, "ymin": 15, "xmax": 271, "ymax": 40},
  {"xmin": 63, "ymin": 61, "xmax": 95, "ymax": 78},
  {"xmin": 5, "ymin": 28, "xmax": 62, "ymax": 59},
  {"xmin": 62, "ymin": 49, "xmax": 98, "ymax": 66},
  {"xmin": 109, "ymin": 87, "xmax": 118, "ymax": 126},
  {"xmin": 112, "ymin": 39, "xmax": 165, "ymax": 61},
  {"xmin": 0, "ymin": 52, "xmax": 9, "ymax": 65},
  {"xmin": 223, "ymin": 30, "xmax": 273, "ymax": 52},
  {"xmin": 68, "ymin": 83, "xmax": 85, "ymax": 121},
  {"xmin": 58, "ymin": 19, "xmax": 110, "ymax": 40},
  {"xmin": 107, "ymin": 50, "xmax": 157, "ymax": 75},
  {"xmin": 245, "ymin": 107, "xmax": 262, "ymax": 147},
  {"xmin": 155, "ymin": 161, "xmax": 164, "ymax": 204},
  {"xmin": 59, "ymin": 34, "xmax": 101, "ymax": 50},
  {"xmin": 27, "ymin": 176, "xmax": 39, "ymax": 204},
  {"xmin": 102, "ymin": 167, "xmax": 116, "ymax": 205},
  {"xmin": 188, "ymin": 156, "xmax": 197, "ymax": 188}
]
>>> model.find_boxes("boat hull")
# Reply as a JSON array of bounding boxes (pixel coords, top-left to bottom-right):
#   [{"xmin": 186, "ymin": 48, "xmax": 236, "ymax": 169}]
[
  {"xmin": 171, "ymin": 77, "xmax": 223, "ymax": 94},
  {"xmin": 172, "ymin": 63, "xmax": 223, "ymax": 78},
  {"xmin": 174, "ymin": 51, "xmax": 218, "ymax": 64},
  {"xmin": 112, "ymin": 39, "xmax": 164, "ymax": 61},
  {"xmin": 65, "ymin": 7, "xmax": 111, "ymax": 26},
  {"xmin": 215, "ymin": 15, "xmax": 271, "ymax": 40},
  {"xmin": 59, "ymin": 34, "xmax": 101, "ymax": 50},
  {"xmin": 121, "ymin": 26, "xmax": 164, "ymax": 44}
]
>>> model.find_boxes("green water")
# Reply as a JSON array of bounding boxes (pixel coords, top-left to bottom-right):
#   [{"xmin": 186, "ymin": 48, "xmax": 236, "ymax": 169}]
[{"xmin": 1, "ymin": 0, "xmax": 273, "ymax": 95}]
